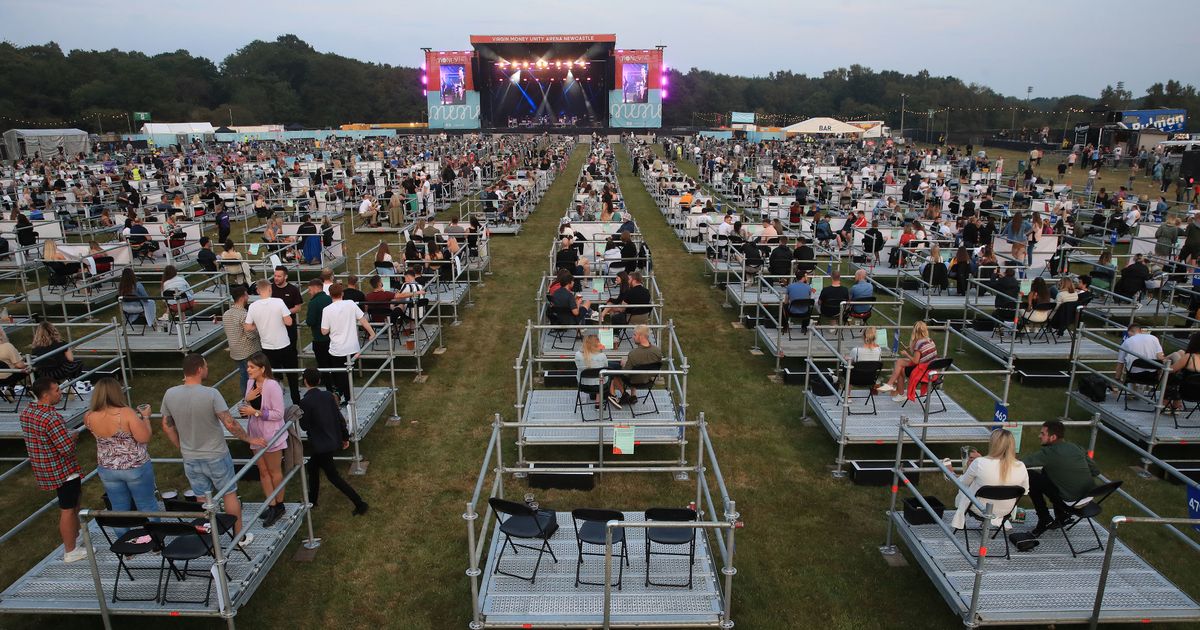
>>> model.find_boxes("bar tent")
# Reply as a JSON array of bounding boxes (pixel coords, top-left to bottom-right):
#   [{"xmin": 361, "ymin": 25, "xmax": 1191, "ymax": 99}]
[
  {"xmin": 2, "ymin": 128, "xmax": 91, "ymax": 159},
  {"xmin": 782, "ymin": 117, "xmax": 865, "ymax": 136}
]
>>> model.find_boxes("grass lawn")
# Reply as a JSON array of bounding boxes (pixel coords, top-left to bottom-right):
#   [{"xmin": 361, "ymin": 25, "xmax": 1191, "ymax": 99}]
[{"xmin": 0, "ymin": 141, "xmax": 1195, "ymax": 629}]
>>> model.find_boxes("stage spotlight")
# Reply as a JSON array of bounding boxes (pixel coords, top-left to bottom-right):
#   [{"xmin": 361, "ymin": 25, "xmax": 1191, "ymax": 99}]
[{"xmin": 555, "ymin": 61, "xmax": 562, "ymax": 69}]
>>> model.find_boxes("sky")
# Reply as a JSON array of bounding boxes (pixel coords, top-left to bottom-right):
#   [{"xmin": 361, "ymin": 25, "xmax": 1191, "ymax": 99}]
[{"xmin": 2, "ymin": 0, "xmax": 1198, "ymax": 99}]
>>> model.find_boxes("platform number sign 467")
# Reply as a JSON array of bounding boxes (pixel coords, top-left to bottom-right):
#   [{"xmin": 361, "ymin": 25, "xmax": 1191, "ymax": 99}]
[{"xmin": 1188, "ymin": 485, "xmax": 1200, "ymax": 533}]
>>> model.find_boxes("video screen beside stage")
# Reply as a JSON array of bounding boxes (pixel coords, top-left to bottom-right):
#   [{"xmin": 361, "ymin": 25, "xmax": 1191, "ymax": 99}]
[
  {"xmin": 621, "ymin": 64, "xmax": 648, "ymax": 103},
  {"xmin": 440, "ymin": 64, "xmax": 466, "ymax": 105}
]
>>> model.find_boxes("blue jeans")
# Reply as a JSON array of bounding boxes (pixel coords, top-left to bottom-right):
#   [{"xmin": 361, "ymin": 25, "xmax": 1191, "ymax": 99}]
[
  {"xmin": 99, "ymin": 461, "xmax": 160, "ymax": 532},
  {"xmin": 235, "ymin": 359, "xmax": 250, "ymax": 395}
]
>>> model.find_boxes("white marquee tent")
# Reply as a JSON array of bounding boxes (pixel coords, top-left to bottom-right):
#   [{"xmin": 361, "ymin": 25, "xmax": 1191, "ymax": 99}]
[
  {"xmin": 783, "ymin": 117, "xmax": 864, "ymax": 136},
  {"xmin": 139, "ymin": 122, "xmax": 215, "ymax": 134},
  {"xmin": 2, "ymin": 128, "xmax": 91, "ymax": 160}
]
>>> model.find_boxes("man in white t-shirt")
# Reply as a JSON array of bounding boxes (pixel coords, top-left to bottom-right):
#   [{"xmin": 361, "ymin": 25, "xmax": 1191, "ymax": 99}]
[
  {"xmin": 320, "ymin": 283, "xmax": 376, "ymax": 403},
  {"xmin": 243, "ymin": 279, "xmax": 296, "ymax": 397},
  {"xmin": 1115, "ymin": 323, "xmax": 1165, "ymax": 381},
  {"xmin": 358, "ymin": 194, "xmax": 379, "ymax": 227}
]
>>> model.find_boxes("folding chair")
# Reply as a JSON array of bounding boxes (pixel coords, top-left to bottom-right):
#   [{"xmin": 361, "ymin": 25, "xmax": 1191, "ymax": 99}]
[
  {"xmin": 488, "ymin": 497, "xmax": 559, "ymax": 584},
  {"xmin": 644, "ymin": 507, "xmax": 697, "ymax": 589},
  {"xmin": 957, "ymin": 485, "xmax": 1026, "ymax": 560},
  {"xmin": 1119, "ymin": 360, "xmax": 1162, "ymax": 412},
  {"xmin": 901, "ymin": 357, "xmax": 953, "ymax": 414},
  {"xmin": 1176, "ymin": 373, "xmax": 1200, "ymax": 428},
  {"xmin": 1057, "ymin": 481, "xmax": 1123, "ymax": 557},
  {"xmin": 784, "ymin": 299, "xmax": 814, "ymax": 340},
  {"xmin": 96, "ymin": 511, "xmax": 161, "ymax": 603},
  {"xmin": 1018, "ymin": 303, "xmax": 1057, "ymax": 344},
  {"xmin": 142, "ymin": 521, "xmax": 216, "ymax": 606},
  {"xmin": 163, "ymin": 497, "xmax": 251, "ymax": 561},
  {"xmin": 845, "ymin": 361, "xmax": 882, "ymax": 415},
  {"xmin": 574, "ymin": 367, "xmax": 605, "ymax": 421},
  {"xmin": 628, "ymin": 360, "xmax": 663, "ymax": 418},
  {"xmin": 571, "ymin": 508, "xmax": 629, "ymax": 589}
]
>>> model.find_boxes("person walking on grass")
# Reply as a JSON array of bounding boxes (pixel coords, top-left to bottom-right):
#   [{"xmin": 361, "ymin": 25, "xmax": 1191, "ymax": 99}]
[{"xmin": 298, "ymin": 368, "xmax": 368, "ymax": 515}]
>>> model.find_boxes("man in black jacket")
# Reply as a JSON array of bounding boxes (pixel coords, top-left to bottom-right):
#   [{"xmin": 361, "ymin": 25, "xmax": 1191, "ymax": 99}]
[
  {"xmin": 298, "ymin": 368, "xmax": 368, "ymax": 515},
  {"xmin": 768, "ymin": 235, "xmax": 793, "ymax": 278}
]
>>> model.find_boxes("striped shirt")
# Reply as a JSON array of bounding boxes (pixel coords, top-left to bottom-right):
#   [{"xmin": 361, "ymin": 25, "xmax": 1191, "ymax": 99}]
[
  {"xmin": 913, "ymin": 338, "xmax": 937, "ymax": 364},
  {"xmin": 222, "ymin": 304, "xmax": 261, "ymax": 361}
]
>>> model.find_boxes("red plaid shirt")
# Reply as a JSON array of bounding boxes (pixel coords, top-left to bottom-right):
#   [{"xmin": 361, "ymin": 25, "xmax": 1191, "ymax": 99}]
[{"xmin": 19, "ymin": 402, "xmax": 80, "ymax": 491}]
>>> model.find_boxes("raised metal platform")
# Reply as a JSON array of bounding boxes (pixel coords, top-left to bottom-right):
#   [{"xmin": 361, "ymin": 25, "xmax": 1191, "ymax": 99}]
[
  {"xmin": 808, "ymin": 388, "xmax": 990, "ymax": 444},
  {"xmin": 478, "ymin": 510, "xmax": 723, "ymax": 628},
  {"xmin": 1069, "ymin": 392, "xmax": 1200, "ymax": 446},
  {"xmin": 301, "ymin": 324, "xmax": 440, "ymax": 360},
  {"xmin": 0, "ymin": 393, "xmax": 91, "ymax": 439},
  {"xmin": 427, "ymin": 282, "xmax": 469, "ymax": 308},
  {"xmin": 519, "ymin": 390, "xmax": 680, "ymax": 445},
  {"xmin": 76, "ymin": 321, "xmax": 225, "ymax": 355},
  {"xmin": 900, "ymin": 291, "xmax": 988, "ymax": 312},
  {"xmin": 0, "ymin": 501, "xmax": 307, "ymax": 618},
  {"xmin": 960, "ymin": 326, "xmax": 1115, "ymax": 362},
  {"xmin": 230, "ymin": 386, "xmax": 393, "ymax": 442},
  {"xmin": 1087, "ymin": 298, "xmax": 1191, "ymax": 320},
  {"xmin": 892, "ymin": 510, "xmax": 1200, "ymax": 626},
  {"xmin": 487, "ymin": 223, "xmax": 523, "ymax": 235},
  {"xmin": 756, "ymin": 326, "xmax": 879, "ymax": 360},
  {"xmin": 725, "ymin": 285, "xmax": 781, "ymax": 307},
  {"xmin": 28, "ymin": 286, "xmax": 118, "ymax": 307}
]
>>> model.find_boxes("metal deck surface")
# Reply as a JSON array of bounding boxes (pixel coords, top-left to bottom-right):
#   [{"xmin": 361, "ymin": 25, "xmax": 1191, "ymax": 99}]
[
  {"xmin": 959, "ymin": 327, "xmax": 1115, "ymax": 362},
  {"xmin": 486, "ymin": 223, "xmax": 523, "ymax": 235},
  {"xmin": 682, "ymin": 242, "xmax": 706, "ymax": 254},
  {"xmin": 1069, "ymin": 392, "xmax": 1200, "ymax": 445},
  {"xmin": 520, "ymin": 390, "xmax": 681, "ymax": 445},
  {"xmin": 1089, "ymin": 298, "xmax": 1191, "ymax": 319},
  {"xmin": 901, "ymin": 291, "xmax": 990, "ymax": 312},
  {"xmin": 302, "ymin": 324, "xmax": 440, "ymax": 360},
  {"xmin": 479, "ymin": 511, "xmax": 723, "ymax": 628},
  {"xmin": 0, "ymin": 393, "xmax": 91, "ymax": 439},
  {"xmin": 756, "ymin": 326, "xmax": 887, "ymax": 359},
  {"xmin": 0, "ymin": 501, "xmax": 307, "ymax": 617},
  {"xmin": 76, "ymin": 321, "xmax": 225, "ymax": 354},
  {"xmin": 808, "ymin": 389, "xmax": 990, "ymax": 444},
  {"xmin": 28, "ymin": 286, "xmax": 118, "ymax": 306},
  {"xmin": 725, "ymin": 285, "xmax": 781, "ymax": 307},
  {"xmin": 427, "ymin": 282, "xmax": 469, "ymax": 308},
  {"xmin": 892, "ymin": 510, "xmax": 1200, "ymax": 626},
  {"xmin": 229, "ymin": 386, "xmax": 393, "ymax": 442}
]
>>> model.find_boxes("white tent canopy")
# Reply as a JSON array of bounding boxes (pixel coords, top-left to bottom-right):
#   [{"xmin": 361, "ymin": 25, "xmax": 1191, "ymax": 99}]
[
  {"xmin": 783, "ymin": 117, "xmax": 864, "ymax": 136},
  {"xmin": 2, "ymin": 128, "xmax": 91, "ymax": 160},
  {"xmin": 140, "ymin": 122, "xmax": 215, "ymax": 134}
]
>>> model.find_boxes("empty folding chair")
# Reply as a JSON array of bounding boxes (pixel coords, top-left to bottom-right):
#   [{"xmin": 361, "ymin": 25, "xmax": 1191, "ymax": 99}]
[
  {"xmin": 571, "ymin": 508, "xmax": 629, "ymax": 589},
  {"xmin": 142, "ymin": 521, "xmax": 216, "ymax": 606},
  {"xmin": 1057, "ymin": 481, "xmax": 1123, "ymax": 558},
  {"xmin": 95, "ymin": 513, "xmax": 160, "ymax": 602},
  {"xmin": 488, "ymin": 497, "xmax": 559, "ymax": 584},
  {"xmin": 644, "ymin": 507, "xmax": 698, "ymax": 589}
]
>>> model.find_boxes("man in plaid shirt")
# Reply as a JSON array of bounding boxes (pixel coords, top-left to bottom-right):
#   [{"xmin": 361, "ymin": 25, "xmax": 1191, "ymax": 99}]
[{"xmin": 19, "ymin": 378, "xmax": 87, "ymax": 563}]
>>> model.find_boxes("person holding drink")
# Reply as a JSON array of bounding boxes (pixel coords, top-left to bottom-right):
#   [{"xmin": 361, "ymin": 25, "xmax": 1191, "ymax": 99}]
[
  {"xmin": 82, "ymin": 377, "xmax": 161, "ymax": 514},
  {"xmin": 238, "ymin": 353, "xmax": 289, "ymax": 528}
]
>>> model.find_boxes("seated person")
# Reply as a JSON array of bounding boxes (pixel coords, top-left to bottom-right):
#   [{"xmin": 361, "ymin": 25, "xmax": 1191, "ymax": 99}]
[
  {"xmin": 1022, "ymin": 420, "xmax": 1100, "ymax": 537},
  {"xmin": 606, "ymin": 324, "xmax": 663, "ymax": 409},
  {"xmin": 1114, "ymin": 253, "xmax": 1151, "ymax": 300},
  {"xmin": 549, "ymin": 269, "xmax": 593, "ymax": 325},
  {"xmin": 782, "ymin": 270, "xmax": 815, "ymax": 332},
  {"xmin": 817, "ymin": 271, "xmax": 850, "ymax": 322},
  {"xmin": 847, "ymin": 326, "xmax": 883, "ymax": 365},
  {"xmin": 127, "ymin": 217, "xmax": 159, "ymax": 258},
  {"xmin": 952, "ymin": 429, "xmax": 1029, "ymax": 532},
  {"xmin": 555, "ymin": 237, "xmax": 589, "ymax": 277},
  {"xmin": 118, "ymin": 267, "xmax": 156, "ymax": 325},
  {"xmin": 574, "ymin": 333, "xmax": 609, "ymax": 409},
  {"xmin": 768, "ymin": 236, "xmax": 792, "ymax": 278},
  {"xmin": 606, "ymin": 270, "xmax": 652, "ymax": 326},
  {"xmin": 879, "ymin": 321, "xmax": 936, "ymax": 401},
  {"xmin": 196, "ymin": 236, "xmax": 218, "ymax": 272},
  {"xmin": 792, "ymin": 236, "xmax": 816, "ymax": 273},
  {"xmin": 990, "ymin": 268, "xmax": 1021, "ymax": 323},
  {"xmin": 1115, "ymin": 323, "xmax": 1165, "ymax": 382},
  {"xmin": 30, "ymin": 321, "xmax": 84, "ymax": 382},
  {"xmin": 0, "ymin": 329, "xmax": 28, "ymax": 398},
  {"xmin": 42, "ymin": 240, "xmax": 83, "ymax": 280},
  {"xmin": 160, "ymin": 265, "xmax": 195, "ymax": 318}
]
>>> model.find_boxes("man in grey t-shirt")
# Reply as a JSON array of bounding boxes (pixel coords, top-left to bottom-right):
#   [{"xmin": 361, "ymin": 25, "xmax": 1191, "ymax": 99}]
[{"xmin": 161, "ymin": 354, "xmax": 264, "ymax": 545}]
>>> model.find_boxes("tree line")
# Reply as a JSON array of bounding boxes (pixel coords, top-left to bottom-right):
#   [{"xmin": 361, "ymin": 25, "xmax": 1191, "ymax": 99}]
[{"xmin": 1, "ymin": 35, "xmax": 1196, "ymax": 135}]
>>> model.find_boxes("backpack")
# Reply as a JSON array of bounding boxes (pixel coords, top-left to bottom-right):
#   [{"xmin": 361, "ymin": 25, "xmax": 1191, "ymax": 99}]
[{"xmin": 1077, "ymin": 374, "xmax": 1107, "ymax": 403}]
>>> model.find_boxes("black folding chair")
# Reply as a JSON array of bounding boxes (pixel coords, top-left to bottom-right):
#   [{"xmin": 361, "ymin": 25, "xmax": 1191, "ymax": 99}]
[
  {"xmin": 644, "ymin": 507, "xmax": 697, "ymax": 589},
  {"xmin": 142, "ymin": 521, "xmax": 216, "ymax": 606},
  {"xmin": 784, "ymin": 298, "xmax": 814, "ymax": 339},
  {"xmin": 1177, "ymin": 373, "xmax": 1200, "ymax": 428},
  {"xmin": 163, "ymin": 498, "xmax": 251, "ymax": 561},
  {"xmin": 1119, "ymin": 360, "xmax": 1162, "ymax": 412},
  {"xmin": 574, "ymin": 367, "xmax": 605, "ymax": 421},
  {"xmin": 96, "ymin": 513, "xmax": 161, "ymax": 602},
  {"xmin": 958, "ymin": 485, "xmax": 1026, "ymax": 560},
  {"xmin": 571, "ymin": 508, "xmax": 629, "ymax": 589},
  {"xmin": 1058, "ymin": 481, "xmax": 1123, "ymax": 557},
  {"xmin": 1018, "ymin": 302, "xmax": 1057, "ymax": 344},
  {"xmin": 628, "ymin": 361, "xmax": 663, "ymax": 418},
  {"xmin": 901, "ymin": 357, "xmax": 953, "ymax": 414},
  {"xmin": 546, "ymin": 304, "xmax": 582, "ymax": 351},
  {"xmin": 846, "ymin": 361, "xmax": 882, "ymax": 415},
  {"xmin": 488, "ymin": 497, "xmax": 559, "ymax": 584}
]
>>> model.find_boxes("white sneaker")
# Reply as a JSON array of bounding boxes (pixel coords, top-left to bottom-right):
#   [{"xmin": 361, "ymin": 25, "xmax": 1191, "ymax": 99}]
[
  {"xmin": 891, "ymin": 394, "xmax": 907, "ymax": 403},
  {"xmin": 238, "ymin": 532, "xmax": 255, "ymax": 548},
  {"xmin": 62, "ymin": 547, "xmax": 89, "ymax": 563},
  {"xmin": 877, "ymin": 383, "xmax": 895, "ymax": 393}
]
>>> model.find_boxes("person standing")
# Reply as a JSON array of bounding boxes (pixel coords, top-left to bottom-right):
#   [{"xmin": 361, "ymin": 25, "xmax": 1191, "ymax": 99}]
[
  {"xmin": 270, "ymin": 267, "xmax": 304, "ymax": 398},
  {"xmin": 298, "ymin": 368, "xmax": 368, "ymax": 515},
  {"xmin": 247, "ymin": 278, "xmax": 301, "ymax": 403},
  {"xmin": 161, "ymin": 354, "xmax": 264, "ymax": 546},
  {"xmin": 320, "ymin": 283, "xmax": 375, "ymax": 404},
  {"xmin": 223, "ymin": 285, "xmax": 261, "ymax": 394},
  {"xmin": 83, "ymin": 377, "xmax": 160, "ymax": 516},
  {"xmin": 305, "ymin": 278, "xmax": 333, "ymax": 390},
  {"xmin": 20, "ymin": 378, "xmax": 87, "ymax": 562},
  {"xmin": 237, "ymin": 353, "xmax": 288, "ymax": 527}
]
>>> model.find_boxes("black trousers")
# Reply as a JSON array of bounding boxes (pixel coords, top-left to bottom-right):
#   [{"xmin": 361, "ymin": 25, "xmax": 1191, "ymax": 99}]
[
  {"xmin": 1027, "ymin": 469, "xmax": 1069, "ymax": 525},
  {"xmin": 306, "ymin": 451, "xmax": 364, "ymax": 509},
  {"xmin": 330, "ymin": 354, "xmax": 353, "ymax": 403},
  {"xmin": 263, "ymin": 346, "xmax": 301, "ymax": 403},
  {"xmin": 312, "ymin": 338, "xmax": 333, "ymax": 390}
]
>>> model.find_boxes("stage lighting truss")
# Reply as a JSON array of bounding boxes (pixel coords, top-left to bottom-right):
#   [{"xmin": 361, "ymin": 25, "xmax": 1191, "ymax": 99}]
[{"xmin": 495, "ymin": 60, "xmax": 591, "ymax": 70}]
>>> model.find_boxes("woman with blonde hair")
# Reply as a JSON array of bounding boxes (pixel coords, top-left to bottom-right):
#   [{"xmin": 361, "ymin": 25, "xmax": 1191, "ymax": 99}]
[
  {"xmin": 951, "ymin": 429, "xmax": 1029, "ymax": 531},
  {"xmin": 879, "ymin": 321, "xmax": 937, "ymax": 400},
  {"xmin": 574, "ymin": 333, "xmax": 609, "ymax": 410},
  {"xmin": 31, "ymin": 321, "xmax": 83, "ymax": 382},
  {"xmin": 237, "ymin": 352, "xmax": 289, "ymax": 527},
  {"xmin": 0, "ymin": 328, "xmax": 28, "ymax": 401},
  {"xmin": 83, "ymin": 377, "xmax": 160, "ymax": 514}
]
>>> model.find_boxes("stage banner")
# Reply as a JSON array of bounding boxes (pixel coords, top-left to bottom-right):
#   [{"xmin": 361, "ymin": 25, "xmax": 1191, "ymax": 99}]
[
  {"xmin": 427, "ymin": 90, "xmax": 481, "ymax": 130},
  {"xmin": 1117, "ymin": 108, "xmax": 1187, "ymax": 132},
  {"xmin": 425, "ymin": 51, "xmax": 479, "ymax": 129},
  {"xmin": 610, "ymin": 49, "xmax": 663, "ymax": 129}
]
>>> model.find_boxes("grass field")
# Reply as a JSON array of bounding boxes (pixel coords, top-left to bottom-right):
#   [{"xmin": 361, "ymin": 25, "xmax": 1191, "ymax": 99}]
[{"xmin": 0, "ymin": 141, "xmax": 1197, "ymax": 630}]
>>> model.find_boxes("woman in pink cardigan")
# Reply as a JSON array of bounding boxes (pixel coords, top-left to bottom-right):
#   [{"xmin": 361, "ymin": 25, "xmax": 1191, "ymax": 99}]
[{"xmin": 239, "ymin": 352, "xmax": 289, "ymax": 528}]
